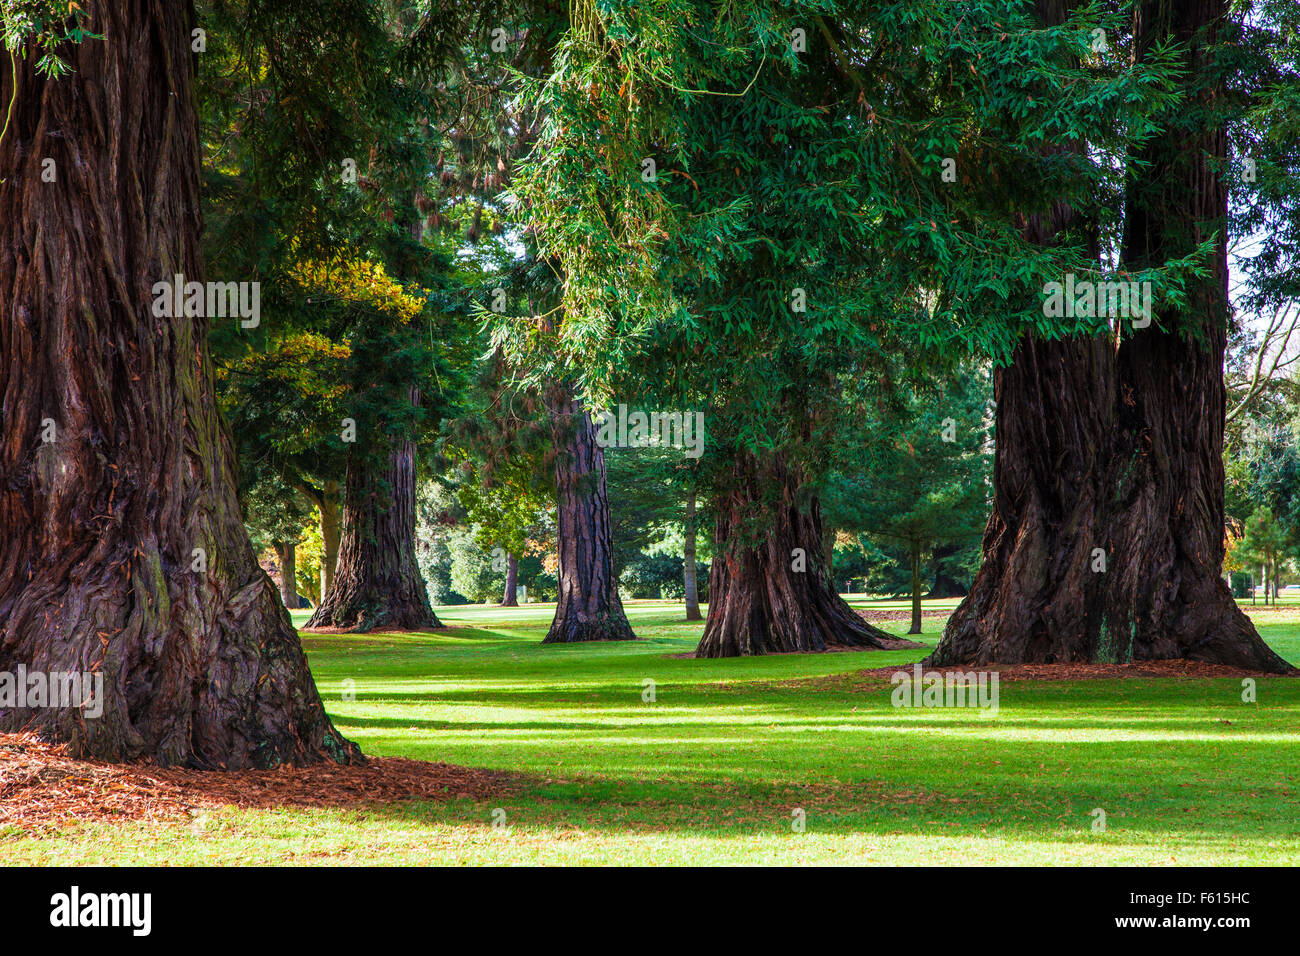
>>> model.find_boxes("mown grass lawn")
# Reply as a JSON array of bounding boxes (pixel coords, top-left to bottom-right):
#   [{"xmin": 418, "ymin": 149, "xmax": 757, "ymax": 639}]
[{"xmin": 4, "ymin": 598, "xmax": 1298, "ymax": 865}]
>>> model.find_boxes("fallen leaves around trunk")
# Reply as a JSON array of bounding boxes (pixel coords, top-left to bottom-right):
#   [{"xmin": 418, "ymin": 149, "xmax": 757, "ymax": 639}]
[
  {"xmin": 804, "ymin": 658, "xmax": 1298, "ymax": 692},
  {"xmin": 0, "ymin": 733, "xmax": 513, "ymax": 835},
  {"xmin": 856, "ymin": 608, "xmax": 953, "ymax": 624},
  {"xmin": 860, "ymin": 659, "xmax": 1294, "ymax": 682}
]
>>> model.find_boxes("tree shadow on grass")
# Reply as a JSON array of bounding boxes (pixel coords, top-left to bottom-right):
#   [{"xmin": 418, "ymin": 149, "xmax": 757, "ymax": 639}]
[{"xmin": 335, "ymin": 762, "xmax": 1300, "ymax": 855}]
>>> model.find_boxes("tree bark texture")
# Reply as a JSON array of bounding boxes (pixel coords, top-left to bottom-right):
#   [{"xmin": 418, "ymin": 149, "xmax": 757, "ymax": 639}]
[
  {"xmin": 1102, "ymin": 0, "xmax": 1291, "ymax": 672},
  {"xmin": 542, "ymin": 383, "xmax": 635, "ymax": 643},
  {"xmin": 696, "ymin": 454, "xmax": 918, "ymax": 657},
  {"xmin": 305, "ymin": 435, "xmax": 440, "ymax": 632},
  {"xmin": 501, "ymin": 553, "xmax": 519, "ymax": 606},
  {"xmin": 928, "ymin": 335, "xmax": 1115, "ymax": 666},
  {"xmin": 931, "ymin": 0, "xmax": 1291, "ymax": 673},
  {"xmin": 0, "ymin": 2, "xmax": 358, "ymax": 766}
]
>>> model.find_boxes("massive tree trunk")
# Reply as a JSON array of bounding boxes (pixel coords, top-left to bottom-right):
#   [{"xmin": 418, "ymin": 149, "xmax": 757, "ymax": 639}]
[
  {"xmin": 928, "ymin": 0, "xmax": 1114, "ymax": 668},
  {"xmin": 501, "ymin": 553, "xmax": 519, "ymax": 606},
  {"xmin": 695, "ymin": 454, "xmax": 915, "ymax": 657},
  {"xmin": 305, "ymin": 435, "xmax": 439, "ymax": 632},
  {"xmin": 684, "ymin": 492, "xmax": 703, "ymax": 621},
  {"xmin": 274, "ymin": 542, "xmax": 300, "ymax": 609},
  {"xmin": 0, "ymin": 3, "xmax": 357, "ymax": 767},
  {"xmin": 933, "ymin": 0, "xmax": 1291, "ymax": 673},
  {"xmin": 542, "ymin": 383, "xmax": 635, "ymax": 643},
  {"xmin": 928, "ymin": 336, "xmax": 1115, "ymax": 666},
  {"xmin": 1103, "ymin": 0, "xmax": 1291, "ymax": 672}
]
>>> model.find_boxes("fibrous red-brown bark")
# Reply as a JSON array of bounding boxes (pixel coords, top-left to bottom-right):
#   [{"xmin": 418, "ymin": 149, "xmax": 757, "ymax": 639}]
[
  {"xmin": 0, "ymin": 2, "xmax": 358, "ymax": 766},
  {"xmin": 932, "ymin": 0, "xmax": 1291, "ymax": 674},
  {"xmin": 1103, "ymin": 0, "xmax": 1291, "ymax": 672},
  {"xmin": 305, "ymin": 436, "xmax": 440, "ymax": 632},
  {"xmin": 542, "ymin": 383, "xmax": 635, "ymax": 643},
  {"xmin": 696, "ymin": 455, "xmax": 917, "ymax": 657},
  {"xmin": 928, "ymin": 335, "xmax": 1115, "ymax": 666},
  {"xmin": 928, "ymin": 0, "xmax": 1114, "ymax": 668}
]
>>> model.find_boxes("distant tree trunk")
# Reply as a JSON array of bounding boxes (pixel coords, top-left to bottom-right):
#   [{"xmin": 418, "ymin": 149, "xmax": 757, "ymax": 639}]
[
  {"xmin": 0, "ymin": 2, "xmax": 356, "ymax": 766},
  {"xmin": 909, "ymin": 543, "xmax": 924, "ymax": 635},
  {"xmin": 926, "ymin": 543, "xmax": 969, "ymax": 598},
  {"xmin": 305, "ymin": 434, "xmax": 439, "ymax": 632},
  {"xmin": 274, "ymin": 542, "xmax": 300, "ymax": 610},
  {"xmin": 684, "ymin": 493, "xmax": 703, "ymax": 621},
  {"xmin": 696, "ymin": 454, "xmax": 914, "ymax": 657},
  {"xmin": 501, "ymin": 553, "xmax": 519, "ymax": 606},
  {"xmin": 319, "ymin": 479, "xmax": 342, "ymax": 601},
  {"xmin": 1104, "ymin": 0, "xmax": 1291, "ymax": 672},
  {"xmin": 542, "ymin": 383, "xmax": 635, "ymax": 643}
]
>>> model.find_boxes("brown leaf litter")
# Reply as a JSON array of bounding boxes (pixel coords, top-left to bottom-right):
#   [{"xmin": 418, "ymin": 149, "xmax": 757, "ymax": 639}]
[{"xmin": 0, "ymin": 732, "xmax": 513, "ymax": 834}]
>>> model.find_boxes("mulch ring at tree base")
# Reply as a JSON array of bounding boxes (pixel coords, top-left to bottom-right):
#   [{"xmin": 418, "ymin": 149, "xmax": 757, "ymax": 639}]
[
  {"xmin": 787, "ymin": 658, "xmax": 1297, "ymax": 693},
  {"xmin": 0, "ymin": 733, "xmax": 513, "ymax": 834},
  {"xmin": 854, "ymin": 608, "xmax": 953, "ymax": 624}
]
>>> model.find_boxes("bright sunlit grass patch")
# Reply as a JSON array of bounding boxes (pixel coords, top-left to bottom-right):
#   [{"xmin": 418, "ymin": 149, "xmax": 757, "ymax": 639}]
[{"xmin": 4, "ymin": 599, "xmax": 1297, "ymax": 865}]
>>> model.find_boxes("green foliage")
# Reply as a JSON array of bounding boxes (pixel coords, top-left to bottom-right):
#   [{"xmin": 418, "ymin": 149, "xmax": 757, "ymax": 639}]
[
  {"xmin": 823, "ymin": 363, "xmax": 991, "ymax": 595},
  {"xmin": 447, "ymin": 526, "xmax": 502, "ymax": 604},
  {"xmin": 1230, "ymin": 571, "xmax": 1255, "ymax": 599},
  {"xmin": 294, "ymin": 514, "xmax": 325, "ymax": 606},
  {"xmin": 416, "ymin": 478, "xmax": 554, "ymax": 605},
  {"xmin": 241, "ymin": 469, "xmax": 313, "ymax": 555},
  {"xmin": 604, "ymin": 446, "xmax": 688, "ymax": 578},
  {"xmin": 1239, "ymin": 505, "xmax": 1290, "ymax": 574},
  {"xmin": 1, "ymin": 0, "xmax": 98, "ymax": 76},
  {"xmin": 199, "ymin": 0, "xmax": 479, "ymax": 550},
  {"xmin": 619, "ymin": 553, "xmax": 708, "ymax": 601},
  {"xmin": 1224, "ymin": 0, "xmax": 1300, "ymax": 315},
  {"xmin": 488, "ymin": 0, "xmax": 1186, "ymax": 554}
]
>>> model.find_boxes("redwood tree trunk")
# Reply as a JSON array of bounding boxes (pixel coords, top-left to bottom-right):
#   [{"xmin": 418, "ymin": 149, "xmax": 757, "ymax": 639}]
[
  {"xmin": 501, "ymin": 553, "xmax": 519, "ymax": 606},
  {"xmin": 542, "ymin": 383, "xmax": 635, "ymax": 643},
  {"xmin": 305, "ymin": 435, "xmax": 439, "ymax": 632},
  {"xmin": 1104, "ymin": 0, "xmax": 1290, "ymax": 672},
  {"xmin": 275, "ymin": 542, "xmax": 300, "ymax": 609},
  {"xmin": 908, "ymin": 543, "xmax": 923, "ymax": 635},
  {"xmin": 0, "ymin": 3, "xmax": 357, "ymax": 767},
  {"xmin": 927, "ymin": 0, "xmax": 1114, "ymax": 668},
  {"xmin": 927, "ymin": 336, "xmax": 1115, "ymax": 666},
  {"xmin": 684, "ymin": 492, "xmax": 703, "ymax": 621},
  {"xmin": 695, "ymin": 454, "xmax": 916, "ymax": 657}
]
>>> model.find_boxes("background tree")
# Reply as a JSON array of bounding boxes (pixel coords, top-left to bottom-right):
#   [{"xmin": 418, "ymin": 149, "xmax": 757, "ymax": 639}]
[
  {"xmin": 503, "ymin": 0, "xmax": 1161, "ymax": 657},
  {"xmin": 1236, "ymin": 505, "xmax": 1289, "ymax": 603},
  {"xmin": 826, "ymin": 367, "xmax": 992, "ymax": 634}
]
